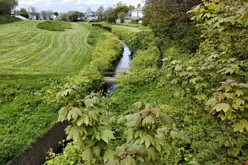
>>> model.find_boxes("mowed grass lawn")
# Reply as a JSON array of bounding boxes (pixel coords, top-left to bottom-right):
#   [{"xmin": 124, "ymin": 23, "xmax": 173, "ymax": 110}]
[
  {"xmin": 0, "ymin": 21, "xmax": 92, "ymax": 75},
  {"xmin": 0, "ymin": 21, "xmax": 97, "ymax": 164}
]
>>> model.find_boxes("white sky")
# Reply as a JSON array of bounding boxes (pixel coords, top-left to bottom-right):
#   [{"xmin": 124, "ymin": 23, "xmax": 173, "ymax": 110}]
[{"xmin": 17, "ymin": 0, "xmax": 144, "ymax": 12}]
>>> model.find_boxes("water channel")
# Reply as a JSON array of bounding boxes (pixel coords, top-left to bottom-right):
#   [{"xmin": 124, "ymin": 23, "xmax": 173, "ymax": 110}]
[
  {"xmin": 107, "ymin": 41, "xmax": 132, "ymax": 92},
  {"xmin": 8, "ymin": 41, "xmax": 133, "ymax": 165}
]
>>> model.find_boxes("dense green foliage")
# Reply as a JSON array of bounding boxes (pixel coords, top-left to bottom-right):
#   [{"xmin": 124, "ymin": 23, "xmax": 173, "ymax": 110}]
[
  {"xmin": 46, "ymin": 1, "xmax": 248, "ymax": 162},
  {"xmin": 0, "ymin": 0, "xmax": 18, "ymax": 14},
  {"xmin": 0, "ymin": 15, "xmax": 20, "ymax": 24},
  {"xmin": 0, "ymin": 22, "xmax": 106, "ymax": 164},
  {"xmin": 37, "ymin": 21, "xmax": 72, "ymax": 31},
  {"xmin": 144, "ymin": 0, "xmax": 201, "ymax": 52},
  {"xmin": 107, "ymin": 6, "xmax": 131, "ymax": 24}
]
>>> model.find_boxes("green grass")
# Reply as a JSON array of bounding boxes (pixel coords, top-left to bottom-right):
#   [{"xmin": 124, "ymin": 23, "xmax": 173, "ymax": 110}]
[
  {"xmin": 0, "ymin": 21, "xmax": 105, "ymax": 164},
  {"xmin": 0, "ymin": 21, "xmax": 93, "ymax": 75},
  {"xmin": 109, "ymin": 24, "xmax": 142, "ymax": 32},
  {"xmin": 37, "ymin": 21, "xmax": 72, "ymax": 31}
]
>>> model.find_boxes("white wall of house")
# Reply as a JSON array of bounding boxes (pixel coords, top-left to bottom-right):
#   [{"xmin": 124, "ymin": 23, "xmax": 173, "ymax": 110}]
[
  {"xmin": 131, "ymin": 9, "xmax": 143, "ymax": 19},
  {"xmin": 29, "ymin": 15, "xmax": 37, "ymax": 20}
]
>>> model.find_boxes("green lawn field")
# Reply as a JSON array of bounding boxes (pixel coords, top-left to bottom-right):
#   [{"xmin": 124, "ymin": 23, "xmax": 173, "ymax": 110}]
[
  {"xmin": 0, "ymin": 21, "xmax": 92, "ymax": 75},
  {"xmin": 0, "ymin": 21, "xmax": 103, "ymax": 164}
]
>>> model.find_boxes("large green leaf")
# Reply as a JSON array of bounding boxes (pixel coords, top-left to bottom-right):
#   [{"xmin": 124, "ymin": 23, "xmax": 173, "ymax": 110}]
[
  {"xmin": 82, "ymin": 148, "xmax": 93, "ymax": 163},
  {"xmin": 67, "ymin": 107, "xmax": 83, "ymax": 121},
  {"xmin": 120, "ymin": 155, "xmax": 136, "ymax": 165},
  {"xmin": 212, "ymin": 103, "xmax": 230, "ymax": 113},
  {"xmin": 103, "ymin": 149, "xmax": 114, "ymax": 163},
  {"xmin": 58, "ymin": 107, "xmax": 69, "ymax": 122},
  {"xmin": 126, "ymin": 113, "xmax": 141, "ymax": 127},
  {"xmin": 100, "ymin": 129, "xmax": 115, "ymax": 143}
]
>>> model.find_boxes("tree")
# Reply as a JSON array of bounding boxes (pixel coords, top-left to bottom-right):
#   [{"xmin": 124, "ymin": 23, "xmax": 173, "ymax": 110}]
[
  {"xmin": 107, "ymin": 5, "xmax": 130, "ymax": 24},
  {"xmin": 97, "ymin": 6, "xmax": 104, "ymax": 21},
  {"xmin": 120, "ymin": 12, "xmax": 126, "ymax": 23},
  {"xmin": 59, "ymin": 13, "xmax": 67, "ymax": 21},
  {"xmin": 0, "ymin": 0, "xmax": 18, "ymax": 14},
  {"xmin": 40, "ymin": 10, "xmax": 53, "ymax": 20},
  {"xmin": 54, "ymin": 12, "xmax": 59, "ymax": 18},
  {"xmin": 144, "ymin": 0, "xmax": 201, "ymax": 51},
  {"xmin": 20, "ymin": 8, "xmax": 29, "ymax": 19},
  {"xmin": 71, "ymin": 11, "xmax": 84, "ymax": 22},
  {"xmin": 117, "ymin": 1, "xmax": 124, "ymax": 7}
]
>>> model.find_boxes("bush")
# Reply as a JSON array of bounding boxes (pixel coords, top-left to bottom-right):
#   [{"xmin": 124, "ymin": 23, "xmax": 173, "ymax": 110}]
[
  {"xmin": 112, "ymin": 28, "xmax": 154, "ymax": 53},
  {"xmin": 92, "ymin": 23, "xmax": 103, "ymax": 28},
  {"xmin": 103, "ymin": 25, "xmax": 112, "ymax": 32},
  {"xmin": 37, "ymin": 21, "xmax": 72, "ymax": 31},
  {"xmin": 0, "ymin": 15, "xmax": 21, "ymax": 24},
  {"xmin": 131, "ymin": 45, "xmax": 161, "ymax": 70},
  {"xmin": 117, "ymin": 68, "xmax": 160, "ymax": 87}
]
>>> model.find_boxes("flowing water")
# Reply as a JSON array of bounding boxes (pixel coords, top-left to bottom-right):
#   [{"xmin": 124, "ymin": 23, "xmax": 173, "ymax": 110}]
[{"xmin": 107, "ymin": 41, "xmax": 132, "ymax": 92}]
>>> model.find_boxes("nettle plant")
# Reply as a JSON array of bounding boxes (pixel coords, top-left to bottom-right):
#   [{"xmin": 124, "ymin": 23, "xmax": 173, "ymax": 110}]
[{"xmin": 47, "ymin": 94, "xmax": 175, "ymax": 164}]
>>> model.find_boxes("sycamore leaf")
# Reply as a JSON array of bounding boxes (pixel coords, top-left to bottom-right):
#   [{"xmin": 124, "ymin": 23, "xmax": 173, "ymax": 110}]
[
  {"xmin": 120, "ymin": 155, "xmax": 136, "ymax": 165},
  {"xmin": 88, "ymin": 111, "xmax": 98, "ymax": 121},
  {"xmin": 77, "ymin": 114, "xmax": 89, "ymax": 126},
  {"xmin": 224, "ymin": 93, "xmax": 235, "ymax": 99},
  {"xmin": 65, "ymin": 125, "xmax": 82, "ymax": 141},
  {"xmin": 67, "ymin": 107, "xmax": 83, "ymax": 121},
  {"xmin": 84, "ymin": 98, "xmax": 98, "ymax": 107},
  {"xmin": 58, "ymin": 107, "xmax": 69, "ymax": 122},
  {"xmin": 134, "ymin": 130, "xmax": 144, "ymax": 139},
  {"xmin": 154, "ymin": 138, "xmax": 162, "ymax": 152},
  {"xmin": 126, "ymin": 113, "xmax": 142, "ymax": 127},
  {"xmin": 233, "ymin": 122, "xmax": 244, "ymax": 133},
  {"xmin": 100, "ymin": 129, "xmax": 114, "ymax": 143},
  {"xmin": 82, "ymin": 148, "xmax": 93, "ymax": 163},
  {"xmin": 206, "ymin": 98, "xmax": 218, "ymax": 107},
  {"xmin": 147, "ymin": 147, "xmax": 156, "ymax": 162},
  {"xmin": 93, "ymin": 146, "xmax": 101, "ymax": 158},
  {"xmin": 140, "ymin": 135, "xmax": 155, "ymax": 148},
  {"xmin": 126, "ymin": 129, "xmax": 134, "ymax": 141},
  {"xmin": 235, "ymin": 89, "xmax": 244, "ymax": 97},
  {"xmin": 142, "ymin": 115, "xmax": 155, "ymax": 127},
  {"xmin": 212, "ymin": 103, "xmax": 230, "ymax": 113},
  {"xmin": 233, "ymin": 98, "xmax": 245, "ymax": 106},
  {"xmin": 134, "ymin": 101, "xmax": 143, "ymax": 109},
  {"xmin": 104, "ymin": 149, "xmax": 114, "ymax": 163}
]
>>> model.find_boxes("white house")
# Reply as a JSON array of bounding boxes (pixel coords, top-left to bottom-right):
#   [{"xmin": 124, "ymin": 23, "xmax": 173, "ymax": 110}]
[
  {"xmin": 27, "ymin": 12, "xmax": 40, "ymax": 20},
  {"xmin": 131, "ymin": 7, "xmax": 143, "ymax": 20}
]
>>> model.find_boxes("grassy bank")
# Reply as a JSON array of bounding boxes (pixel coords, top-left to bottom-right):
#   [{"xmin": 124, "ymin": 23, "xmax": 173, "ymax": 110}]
[{"xmin": 0, "ymin": 21, "xmax": 107, "ymax": 164}]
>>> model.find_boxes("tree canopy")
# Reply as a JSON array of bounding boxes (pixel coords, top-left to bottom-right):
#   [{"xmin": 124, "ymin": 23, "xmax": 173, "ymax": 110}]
[{"xmin": 0, "ymin": 0, "xmax": 18, "ymax": 14}]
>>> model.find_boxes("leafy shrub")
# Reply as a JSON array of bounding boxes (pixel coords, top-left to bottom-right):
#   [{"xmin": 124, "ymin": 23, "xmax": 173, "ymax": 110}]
[
  {"xmin": 103, "ymin": 25, "xmax": 112, "ymax": 32},
  {"xmin": 112, "ymin": 28, "xmax": 154, "ymax": 53},
  {"xmin": 117, "ymin": 68, "xmax": 160, "ymax": 87},
  {"xmin": 92, "ymin": 23, "xmax": 103, "ymax": 28},
  {"xmin": 37, "ymin": 21, "xmax": 72, "ymax": 31},
  {"xmin": 131, "ymin": 45, "xmax": 161, "ymax": 70},
  {"xmin": 0, "ymin": 15, "xmax": 21, "ymax": 24}
]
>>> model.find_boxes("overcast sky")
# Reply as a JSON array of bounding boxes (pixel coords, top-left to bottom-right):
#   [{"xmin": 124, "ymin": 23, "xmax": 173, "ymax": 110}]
[{"xmin": 17, "ymin": 0, "xmax": 144, "ymax": 12}]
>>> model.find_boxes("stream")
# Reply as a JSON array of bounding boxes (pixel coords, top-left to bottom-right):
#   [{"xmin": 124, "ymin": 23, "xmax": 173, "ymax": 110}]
[
  {"xmin": 8, "ymin": 41, "xmax": 133, "ymax": 165},
  {"xmin": 107, "ymin": 41, "xmax": 132, "ymax": 92}
]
